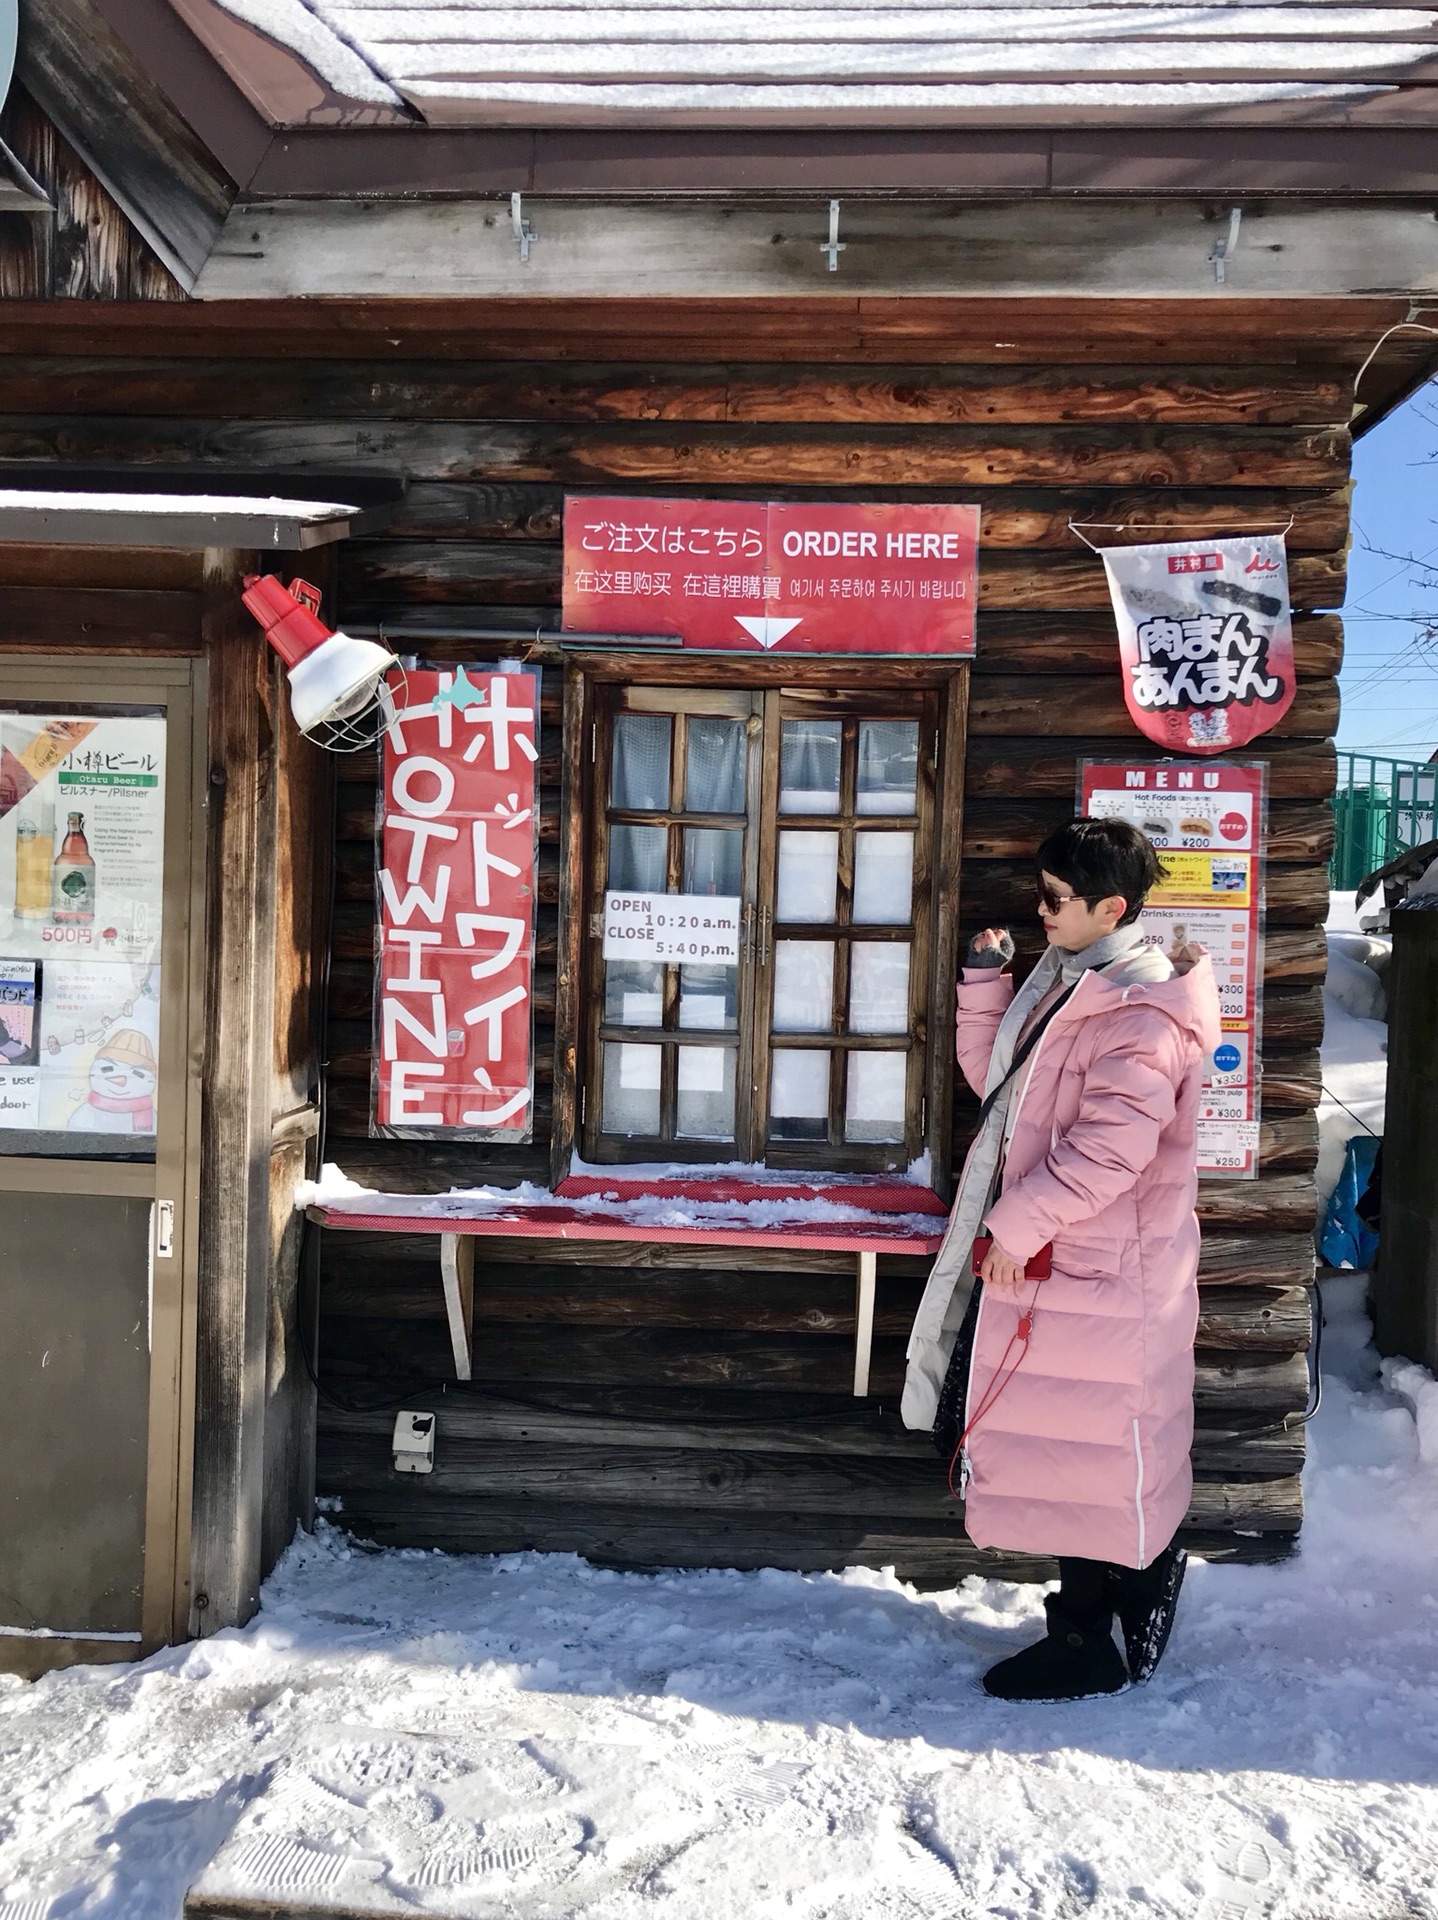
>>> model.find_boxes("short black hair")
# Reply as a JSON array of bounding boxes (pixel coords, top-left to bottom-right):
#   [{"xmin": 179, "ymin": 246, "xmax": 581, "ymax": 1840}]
[{"xmin": 1036, "ymin": 817, "xmax": 1165, "ymax": 928}]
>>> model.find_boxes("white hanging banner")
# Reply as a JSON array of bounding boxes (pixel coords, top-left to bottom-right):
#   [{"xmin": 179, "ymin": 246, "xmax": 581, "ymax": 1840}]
[{"xmin": 1101, "ymin": 534, "xmax": 1297, "ymax": 756}]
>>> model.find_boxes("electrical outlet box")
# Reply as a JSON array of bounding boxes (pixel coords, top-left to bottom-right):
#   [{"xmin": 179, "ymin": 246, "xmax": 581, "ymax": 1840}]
[{"xmin": 392, "ymin": 1409, "xmax": 436, "ymax": 1474}]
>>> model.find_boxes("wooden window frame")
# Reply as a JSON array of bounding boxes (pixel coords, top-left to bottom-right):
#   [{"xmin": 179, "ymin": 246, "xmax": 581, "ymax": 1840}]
[{"xmin": 552, "ymin": 655, "xmax": 968, "ymax": 1194}]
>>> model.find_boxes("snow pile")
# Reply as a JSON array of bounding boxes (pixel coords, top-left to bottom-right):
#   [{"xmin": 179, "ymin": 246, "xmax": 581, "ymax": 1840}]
[{"xmin": 3, "ymin": 1308, "xmax": 1438, "ymax": 1918}]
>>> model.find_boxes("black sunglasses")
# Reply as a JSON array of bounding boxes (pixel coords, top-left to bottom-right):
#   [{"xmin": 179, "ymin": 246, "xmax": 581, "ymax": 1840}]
[{"xmin": 1036, "ymin": 880, "xmax": 1101, "ymax": 914}]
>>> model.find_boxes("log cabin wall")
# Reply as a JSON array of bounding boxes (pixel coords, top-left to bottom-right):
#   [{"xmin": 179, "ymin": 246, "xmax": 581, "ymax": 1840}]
[{"xmin": 0, "ymin": 295, "xmax": 1343, "ymax": 1579}]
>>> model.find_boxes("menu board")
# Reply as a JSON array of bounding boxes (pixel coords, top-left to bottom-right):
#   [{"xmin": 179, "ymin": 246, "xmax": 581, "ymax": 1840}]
[
  {"xmin": 0, "ymin": 711, "xmax": 165, "ymax": 1150},
  {"xmin": 1080, "ymin": 760, "xmax": 1267, "ymax": 1179}
]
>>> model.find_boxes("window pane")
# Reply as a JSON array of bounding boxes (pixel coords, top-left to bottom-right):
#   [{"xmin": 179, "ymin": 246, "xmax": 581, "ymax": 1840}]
[
  {"xmin": 849, "ymin": 944, "xmax": 911, "ymax": 1034},
  {"xmin": 609, "ymin": 823, "xmax": 667, "ymax": 892},
  {"xmin": 602, "ymin": 1042, "xmax": 661, "ymax": 1135},
  {"xmin": 852, "ymin": 832, "xmax": 914, "ymax": 924},
  {"xmin": 680, "ymin": 962, "xmax": 737, "ymax": 1032},
  {"xmin": 857, "ymin": 720, "xmax": 919, "ymax": 815},
  {"xmin": 611, "ymin": 714, "xmax": 671, "ymax": 811},
  {"xmin": 677, "ymin": 1045, "xmax": 736, "ymax": 1140},
  {"xmin": 772, "ymin": 941, "xmax": 833, "ymax": 1032},
  {"xmin": 683, "ymin": 827, "xmax": 742, "ymax": 898},
  {"xmin": 780, "ymin": 720, "xmax": 841, "ymax": 814},
  {"xmin": 605, "ymin": 958, "xmax": 664, "ymax": 1026},
  {"xmin": 845, "ymin": 1050, "xmax": 908, "ymax": 1144},
  {"xmin": 769, "ymin": 1048, "xmax": 830, "ymax": 1141},
  {"xmin": 685, "ymin": 717, "xmax": 746, "ymax": 815},
  {"xmin": 776, "ymin": 831, "xmax": 838, "ymax": 922}
]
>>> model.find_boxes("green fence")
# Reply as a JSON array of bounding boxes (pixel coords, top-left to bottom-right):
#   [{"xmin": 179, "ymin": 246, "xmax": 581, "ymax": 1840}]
[{"xmin": 1331, "ymin": 752, "xmax": 1438, "ymax": 891}]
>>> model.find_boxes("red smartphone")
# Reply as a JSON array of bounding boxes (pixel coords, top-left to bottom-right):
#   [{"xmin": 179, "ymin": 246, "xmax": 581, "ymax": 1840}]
[{"xmin": 971, "ymin": 1236, "xmax": 1053, "ymax": 1280}]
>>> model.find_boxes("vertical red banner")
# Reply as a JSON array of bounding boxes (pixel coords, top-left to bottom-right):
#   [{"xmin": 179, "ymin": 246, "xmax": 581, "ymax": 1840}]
[{"xmin": 372, "ymin": 665, "xmax": 540, "ymax": 1141}]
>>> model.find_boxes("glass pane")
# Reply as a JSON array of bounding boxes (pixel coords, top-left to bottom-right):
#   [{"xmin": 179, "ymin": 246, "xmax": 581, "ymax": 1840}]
[
  {"xmin": 683, "ymin": 827, "xmax": 742, "ymax": 898},
  {"xmin": 611, "ymin": 714, "xmax": 671, "ymax": 811},
  {"xmin": 776, "ymin": 831, "xmax": 838, "ymax": 923},
  {"xmin": 845, "ymin": 1050, "xmax": 908, "ymax": 1144},
  {"xmin": 676, "ymin": 1045, "xmax": 736, "ymax": 1140},
  {"xmin": 857, "ymin": 720, "xmax": 919, "ymax": 815},
  {"xmin": 605, "ymin": 958, "xmax": 664, "ymax": 1027},
  {"xmin": 772, "ymin": 941, "xmax": 834, "ymax": 1032},
  {"xmin": 602, "ymin": 1041, "xmax": 661, "ymax": 1135},
  {"xmin": 769, "ymin": 1048, "xmax": 830, "ymax": 1141},
  {"xmin": 1, "ymin": 708, "xmax": 166, "ymax": 1161},
  {"xmin": 685, "ymin": 717, "xmax": 746, "ymax": 815},
  {"xmin": 608, "ymin": 823, "xmax": 667, "ymax": 893},
  {"xmin": 680, "ymin": 961, "xmax": 737, "ymax": 1032},
  {"xmin": 853, "ymin": 832, "xmax": 914, "ymax": 924},
  {"xmin": 780, "ymin": 719, "xmax": 841, "ymax": 814},
  {"xmin": 849, "ymin": 944, "xmax": 911, "ymax": 1034}
]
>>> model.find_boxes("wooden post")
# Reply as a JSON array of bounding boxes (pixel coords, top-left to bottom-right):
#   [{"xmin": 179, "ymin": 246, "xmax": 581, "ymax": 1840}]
[
  {"xmin": 1374, "ymin": 906, "xmax": 1438, "ymax": 1370},
  {"xmin": 440, "ymin": 1234, "xmax": 475, "ymax": 1381},
  {"xmin": 853, "ymin": 1250, "xmax": 877, "ymax": 1398},
  {"xmin": 189, "ymin": 548, "xmax": 277, "ymax": 1636}
]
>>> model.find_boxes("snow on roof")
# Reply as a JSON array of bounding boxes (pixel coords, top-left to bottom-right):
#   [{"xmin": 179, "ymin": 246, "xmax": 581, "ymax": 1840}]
[
  {"xmin": 207, "ymin": 0, "xmax": 1438, "ymax": 123},
  {"xmin": 0, "ymin": 490, "xmax": 358, "ymax": 517}
]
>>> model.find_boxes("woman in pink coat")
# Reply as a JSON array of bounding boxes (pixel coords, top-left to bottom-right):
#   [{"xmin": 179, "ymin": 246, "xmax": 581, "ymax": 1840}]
[{"xmin": 903, "ymin": 818, "xmax": 1220, "ymax": 1701}]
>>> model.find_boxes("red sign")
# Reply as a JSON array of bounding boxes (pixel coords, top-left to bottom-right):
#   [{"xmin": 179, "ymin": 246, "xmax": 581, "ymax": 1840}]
[
  {"xmin": 563, "ymin": 496, "xmax": 979, "ymax": 655},
  {"xmin": 373, "ymin": 665, "xmax": 540, "ymax": 1140}
]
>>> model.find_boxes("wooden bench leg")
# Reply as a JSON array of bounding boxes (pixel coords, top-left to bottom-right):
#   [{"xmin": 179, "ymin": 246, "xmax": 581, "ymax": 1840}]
[
  {"xmin": 440, "ymin": 1233, "xmax": 474, "ymax": 1381},
  {"xmin": 853, "ymin": 1250, "xmax": 876, "ymax": 1398}
]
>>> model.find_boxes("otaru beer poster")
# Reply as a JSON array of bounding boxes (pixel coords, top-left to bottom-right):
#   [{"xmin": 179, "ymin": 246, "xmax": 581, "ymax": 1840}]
[
  {"xmin": 373, "ymin": 665, "xmax": 540, "ymax": 1141},
  {"xmin": 0, "ymin": 712, "xmax": 165, "ymax": 1142},
  {"xmin": 1101, "ymin": 535, "xmax": 1297, "ymax": 755},
  {"xmin": 1081, "ymin": 760, "xmax": 1267, "ymax": 1180}
]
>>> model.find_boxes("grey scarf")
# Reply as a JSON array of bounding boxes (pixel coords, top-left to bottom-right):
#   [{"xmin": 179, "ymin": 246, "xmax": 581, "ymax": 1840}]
[{"xmin": 899, "ymin": 922, "xmax": 1146, "ymax": 1431}]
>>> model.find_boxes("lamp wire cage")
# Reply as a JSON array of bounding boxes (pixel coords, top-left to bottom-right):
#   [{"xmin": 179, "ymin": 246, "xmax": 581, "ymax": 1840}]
[{"xmin": 302, "ymin": 664, "xmax": 409, "ymax": 754}]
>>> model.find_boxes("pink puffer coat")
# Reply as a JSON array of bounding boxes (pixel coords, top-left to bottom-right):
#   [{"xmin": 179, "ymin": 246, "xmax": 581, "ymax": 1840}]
[{"xmin": 955, "ymin": 954, "xmax": 1220, "ymax": 1569}]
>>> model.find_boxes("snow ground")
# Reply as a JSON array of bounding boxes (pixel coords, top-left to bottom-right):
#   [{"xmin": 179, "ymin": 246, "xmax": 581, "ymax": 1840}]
[{"xmin": 1, "ymin": 1282, "xmax": 1435, "ymax": 1920}]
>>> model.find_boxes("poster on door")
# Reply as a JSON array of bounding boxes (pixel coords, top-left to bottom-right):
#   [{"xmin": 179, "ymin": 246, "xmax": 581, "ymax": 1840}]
[
  {"xmin": 0, "ymin": 711, "xmax": 166, "ymax": 1141},
  {"xmin": 1080, "ymin": 759, "xmax": 1268, "ymax": 1179},
  {"xmin": 373, "ymin": 664, "xmax": 540, "ymax": 1141}
]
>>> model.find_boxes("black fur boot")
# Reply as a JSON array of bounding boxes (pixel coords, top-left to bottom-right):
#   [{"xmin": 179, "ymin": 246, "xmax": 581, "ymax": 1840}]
[
  {"xmin": 981, "ymin": 1594, "xmax": 1128, "ymax": 1702},
  {"xmin": 1109, "ymin": 1547, "xmax": 1188, "ymax": 1683}
]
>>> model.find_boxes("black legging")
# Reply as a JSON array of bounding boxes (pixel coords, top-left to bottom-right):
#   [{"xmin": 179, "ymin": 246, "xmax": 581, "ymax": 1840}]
[{"xmin": 1058, "ymin": 1554, "xmax": 1172, "ymax": 1629}]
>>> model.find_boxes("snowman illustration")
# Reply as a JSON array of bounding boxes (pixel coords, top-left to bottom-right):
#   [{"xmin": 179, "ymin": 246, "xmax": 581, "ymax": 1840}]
[{"xmin": 69, "ymin": 1027, "xmax": 157, "ymax": 1133}]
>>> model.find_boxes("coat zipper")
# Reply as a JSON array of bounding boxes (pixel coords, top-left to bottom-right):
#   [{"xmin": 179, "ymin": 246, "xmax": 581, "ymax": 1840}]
[{"xmin": 959, "ymin": 984, "xmax": 1079, "ymax": 1495}]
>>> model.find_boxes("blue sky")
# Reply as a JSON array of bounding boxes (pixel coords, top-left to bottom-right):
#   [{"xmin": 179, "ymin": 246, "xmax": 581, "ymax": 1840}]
[{"xmin": 1341, "ymin": 382, "xmax": 1438, "ymax": 761}]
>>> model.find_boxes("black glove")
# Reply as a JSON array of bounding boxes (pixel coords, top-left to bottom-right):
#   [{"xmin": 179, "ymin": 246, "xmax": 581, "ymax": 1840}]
[{"xmin": 965, "ymin": 929, "xmax": 1014, "ymax": 970}]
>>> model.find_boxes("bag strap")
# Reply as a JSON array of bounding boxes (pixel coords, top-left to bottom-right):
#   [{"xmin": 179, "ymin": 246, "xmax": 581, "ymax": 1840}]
[{"xmin": 975, "ymin": 975, "xmax": 1083, "ymax": 1131}]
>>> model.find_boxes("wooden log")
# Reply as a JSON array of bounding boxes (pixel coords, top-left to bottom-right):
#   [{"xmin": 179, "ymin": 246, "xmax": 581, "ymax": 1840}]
[
  {"xmin": 1196, "ymin": 1286, "xmax": 1312, "ymax": 1352},
  {"xmin": 337, "ymin": 541, "xmax": 1346, "ymax": 618},
  {"xmin": 0, "ymin": 584, "xmax": 202, "ymax": 650},
  {"xmin": 317, "ymin": 1396, "xmax": 1306, "ymax": 1475},
  {"xmin": 967, "ymin": 674, "xmax": 1338, "ymax": 740},
  {"xmin": 964, "ymin": 735, "xmax": 1337, "ymax": 800},
  {"xmin": 373, "ymin": 483, "xmax": 1350, "ymax": 555},
  {"xmin": 1264, "ymin": 927, "xmax": 1329, "ymax": 984},
  {"xmin": 972, "ymin": 611, "xmax": 1344, "ymax": 677},
  {"xmin": 962, "ymin": 797, "xmax": 1334, "ymax": 863},
  {"xmin": 960, "ymin": 860, "xmax": 1329, "ymax": 928},
  {"xmin": 0, "ymin": 358, "xmax": 1350, "ymax": 426},
  {"xmin": 1199, "ymin": 1231, "xmax": 1315, "ymax": 1288},
  {"xmin": 1196, "ymin": 1173, "xmax": 1318, "ymax": 1232},
  {"xmin": 0, "ymin": 415, "xmax": 1351, "ymax": 489},
  {"xmin": 0, "ymin": 292, "xmax": 1407, "ymax": 366},
  {"xmin": 1260, "ymin": 1051, "xmax": 1323, "ymax": 1113}
]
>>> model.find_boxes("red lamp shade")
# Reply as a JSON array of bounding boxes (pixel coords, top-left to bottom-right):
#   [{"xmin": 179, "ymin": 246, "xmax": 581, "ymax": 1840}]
[{"xmin": 240, "ymin": 574, "xmax": 396, "ymax": 742}]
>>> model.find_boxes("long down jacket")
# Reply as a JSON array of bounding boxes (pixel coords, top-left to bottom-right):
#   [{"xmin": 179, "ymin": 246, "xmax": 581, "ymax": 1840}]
[{"xmin": 938, "ymin": 951, "xmax": 1220, "ymax": 1569}]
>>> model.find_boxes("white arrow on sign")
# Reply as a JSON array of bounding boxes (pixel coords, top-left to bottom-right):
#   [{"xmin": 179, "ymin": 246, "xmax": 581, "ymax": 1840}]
[{"xmin": 734, "ymin": 615, "xmax": 803, "ymax": 651}]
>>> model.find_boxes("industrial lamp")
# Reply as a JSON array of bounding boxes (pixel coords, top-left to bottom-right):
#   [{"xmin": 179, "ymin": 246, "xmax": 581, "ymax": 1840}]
[{"xmin": 241, "ymin": 573, "xmax": 398, "ymax": 750}]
